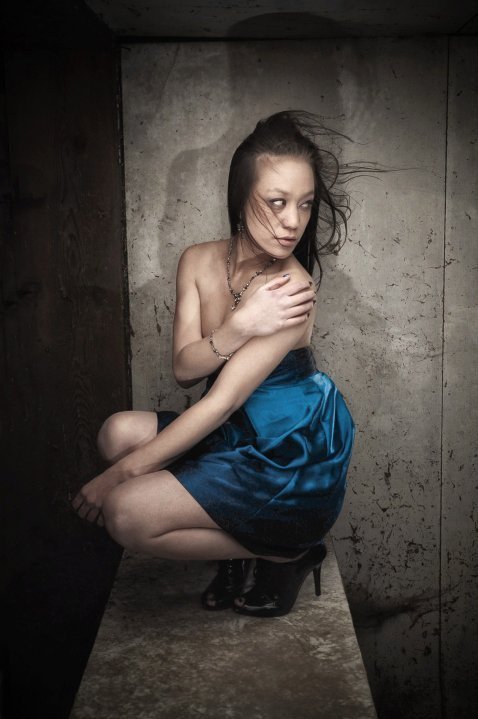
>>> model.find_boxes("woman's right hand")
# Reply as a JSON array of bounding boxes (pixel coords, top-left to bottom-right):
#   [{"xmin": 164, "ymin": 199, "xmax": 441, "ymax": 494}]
[{"xmin": 235, "ymin": 274, "xmax": 316, "ymax": 337}]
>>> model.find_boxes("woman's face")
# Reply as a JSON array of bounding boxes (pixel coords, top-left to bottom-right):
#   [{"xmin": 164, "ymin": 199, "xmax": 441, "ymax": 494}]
[{"xmin": 243, "ymin": 154, "xmax": 315, "ymax": 258}]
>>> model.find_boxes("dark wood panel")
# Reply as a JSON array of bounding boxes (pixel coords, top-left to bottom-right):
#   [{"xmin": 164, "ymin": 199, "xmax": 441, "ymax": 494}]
[{"xmin": 0, "ymin": 21, "xmax": 130, "ymax": 719}]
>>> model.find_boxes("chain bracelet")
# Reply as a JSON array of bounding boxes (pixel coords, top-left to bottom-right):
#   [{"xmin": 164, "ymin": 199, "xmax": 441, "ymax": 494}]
[{"xmin": 208, "ymin": 329, "xmax": 235, "ymax": 361}]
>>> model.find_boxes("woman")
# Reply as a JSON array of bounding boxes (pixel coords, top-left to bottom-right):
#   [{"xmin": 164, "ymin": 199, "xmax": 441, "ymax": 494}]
[{"xmin": 73, "ymin": 111, "xmax": 355, "ymax": 618}]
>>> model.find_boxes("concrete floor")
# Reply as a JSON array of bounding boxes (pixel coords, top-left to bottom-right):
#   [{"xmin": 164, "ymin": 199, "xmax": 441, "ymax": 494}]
[{"xmin": 71, "ymin": 540, "xmax": 376, "ymax": 719}]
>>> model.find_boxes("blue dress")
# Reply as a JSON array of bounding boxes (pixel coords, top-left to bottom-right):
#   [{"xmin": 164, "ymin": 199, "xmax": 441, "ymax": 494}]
[{"xmin": 156, "ymin": 346, "xmax": 355, "ymax": 558}]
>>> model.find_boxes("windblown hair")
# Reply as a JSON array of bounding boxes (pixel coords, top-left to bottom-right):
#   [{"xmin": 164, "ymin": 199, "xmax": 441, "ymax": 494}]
[{"xmin": 227, "ymin": 110, "xmax": 376, "ymax": 288}]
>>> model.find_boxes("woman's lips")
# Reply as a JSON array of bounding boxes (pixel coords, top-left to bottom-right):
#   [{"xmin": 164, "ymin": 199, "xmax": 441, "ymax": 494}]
[{"xmin": 277, "ymin": 237, "xmax": 297, "ymax": 247}]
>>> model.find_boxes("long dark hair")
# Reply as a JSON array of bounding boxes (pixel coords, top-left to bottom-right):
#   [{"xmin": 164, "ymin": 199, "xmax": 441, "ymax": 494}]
[{"xmin": 228, "ymin": 110, "xmax": 373, "ymax": 288}]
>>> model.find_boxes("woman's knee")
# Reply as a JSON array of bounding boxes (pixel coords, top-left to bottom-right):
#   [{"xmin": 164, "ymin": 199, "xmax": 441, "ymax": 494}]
[
  {"xmin": 97, "ymin": 412, "xmax": 130, "ymax": 462},
  {"xmin": 97, "ymin": 411, "xmax": 156, "ymax": 463},
  {"xmin": 102, "ymin": 486, "xmax": 143, "ymax": 550}
]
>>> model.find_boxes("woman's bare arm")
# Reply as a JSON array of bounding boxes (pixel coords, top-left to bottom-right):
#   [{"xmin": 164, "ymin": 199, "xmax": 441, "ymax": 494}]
[
  {"xmin": 172, "ymin": 244, "xmax": 316, "ymax": 387},
  {"xmin": 72, "ymin": 312, "xmax": 314, "ymax": 520},
  {"xmin": 172, "ymin": 245, "xmax": 252, "ymax": 388},
  {"xmin": 115, "ymin": 316, "xmax": 312, "ymax": 480}
]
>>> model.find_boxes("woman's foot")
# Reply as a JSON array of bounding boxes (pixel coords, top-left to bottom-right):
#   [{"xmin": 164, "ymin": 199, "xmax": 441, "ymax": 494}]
[
  {"xmin": 233, "ymin": 543, "xmax": 327, "ymax": 618},
  {"xmin": 201, "ymin": 559, "xmax": 250, "ymax": 610}
]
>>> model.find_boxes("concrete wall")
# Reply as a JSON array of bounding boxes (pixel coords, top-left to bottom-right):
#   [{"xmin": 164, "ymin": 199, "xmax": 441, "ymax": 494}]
[{"xmin": 121, "ymin": 37, "xmax": 477, "ymax": 719}]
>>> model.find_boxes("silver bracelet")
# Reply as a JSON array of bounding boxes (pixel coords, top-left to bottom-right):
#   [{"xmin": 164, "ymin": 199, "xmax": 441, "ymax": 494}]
[{"xmin": 208, "ymin": 329, "xmax": 235, "ymax": 361}]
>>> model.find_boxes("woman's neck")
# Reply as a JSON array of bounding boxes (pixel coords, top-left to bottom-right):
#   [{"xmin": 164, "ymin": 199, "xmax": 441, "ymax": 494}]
[{"xmin": 230, "ymin": 234, "xmax": 274, "ymax": 275}]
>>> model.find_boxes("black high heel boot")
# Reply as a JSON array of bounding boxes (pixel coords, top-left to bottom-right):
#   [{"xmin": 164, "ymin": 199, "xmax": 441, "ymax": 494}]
[
  {"xmin": 233, "ymin": 543, "xmax": 327, "ymax": 618},
  {"xmin": 201, "ymin": 559, "xmax": 249, "ymax": 610}
]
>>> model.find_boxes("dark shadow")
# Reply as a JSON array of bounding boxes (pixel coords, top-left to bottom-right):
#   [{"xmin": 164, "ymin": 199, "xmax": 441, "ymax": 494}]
[{"xmin": 0, "ymin": 3, "xmax": 127, "ymax": 717}]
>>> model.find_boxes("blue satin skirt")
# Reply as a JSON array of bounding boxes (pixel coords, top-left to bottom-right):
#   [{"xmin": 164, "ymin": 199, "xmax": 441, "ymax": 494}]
[{"xmin": 157, "ymin": 346, "xmax": 355, "ymax": 558}]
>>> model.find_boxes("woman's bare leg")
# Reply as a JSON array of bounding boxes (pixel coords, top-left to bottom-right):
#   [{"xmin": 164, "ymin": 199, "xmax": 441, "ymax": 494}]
[
  {"xmin": 135, "ymin": 528, "xmax": 257, "ymax": 560},
  {"xmin": 97, "ymin": 410, "xmax": 159, "ymax": 464},
  {"xmin": 97, "ymin": 412, "xmax": 298, "ymax": 562},
  {"xmin": 101, "ymin": 470, "xmax": 291, "ymax": 563}
]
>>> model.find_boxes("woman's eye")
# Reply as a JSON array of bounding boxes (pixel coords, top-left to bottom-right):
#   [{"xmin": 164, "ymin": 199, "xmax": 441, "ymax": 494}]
[{"xmin": 268, "ymin": 198, "xmax": 312, "ymax": 210}]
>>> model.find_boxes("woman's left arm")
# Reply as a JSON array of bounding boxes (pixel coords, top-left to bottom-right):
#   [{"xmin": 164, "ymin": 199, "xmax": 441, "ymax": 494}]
[
  {"xmin": 73, "ymin": 317, "xmax": 313, "ymax": 520},
  {"xmin": 124, "ymin": 318, "xmax": 311, "ymax": 476}
]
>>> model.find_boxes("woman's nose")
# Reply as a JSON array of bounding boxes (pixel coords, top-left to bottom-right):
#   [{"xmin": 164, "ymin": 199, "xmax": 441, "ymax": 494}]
[{"xmin": 282, "ymin": 206, "xmax": 299, "ymax": 230}]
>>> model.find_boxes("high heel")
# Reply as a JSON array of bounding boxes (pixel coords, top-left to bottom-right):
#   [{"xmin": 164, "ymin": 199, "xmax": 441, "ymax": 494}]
[
  {"xmin": 233, "ymin": 543, "xmax": 327, "ymax": 618},
  {"xmin": 201, "ymin": 559, "xmax": 249, "ymax": 610},
  {"xmin": 313, "ymin": 564, "xmax": 322, "ymax": 597}
]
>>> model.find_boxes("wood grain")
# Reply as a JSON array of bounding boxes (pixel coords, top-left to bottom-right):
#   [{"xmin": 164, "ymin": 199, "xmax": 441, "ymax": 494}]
[{"xmin": 1, "ymin": 28, "xmax": 129, "ymax": 719}]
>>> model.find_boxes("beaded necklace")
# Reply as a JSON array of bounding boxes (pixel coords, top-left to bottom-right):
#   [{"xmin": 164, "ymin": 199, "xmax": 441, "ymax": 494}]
[{"xmin": 226, "ymin": 237, "xmax": 277, "ymax": 311}]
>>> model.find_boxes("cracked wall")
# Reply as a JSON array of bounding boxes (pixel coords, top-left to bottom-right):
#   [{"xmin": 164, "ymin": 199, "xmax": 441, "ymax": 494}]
[{"xmin": 121, "ymin": 37, "xmax": 477, "ymax": 719}]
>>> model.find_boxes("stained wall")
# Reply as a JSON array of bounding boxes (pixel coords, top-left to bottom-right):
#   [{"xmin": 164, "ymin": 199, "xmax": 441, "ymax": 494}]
[{"xmin": 121, "ymin": 37, "xmax": 477, "ymax": 719}]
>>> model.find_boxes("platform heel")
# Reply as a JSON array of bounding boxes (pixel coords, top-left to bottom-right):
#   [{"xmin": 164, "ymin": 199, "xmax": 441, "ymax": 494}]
[{"xmin": 234, "ymin": 543, "xmax": 327, "ymax": 618}]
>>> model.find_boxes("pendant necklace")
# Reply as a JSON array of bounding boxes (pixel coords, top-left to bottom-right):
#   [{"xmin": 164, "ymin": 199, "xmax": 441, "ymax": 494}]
[{"xmin": 226, "ymin": 237, "xmax": 277, "ymax": 311}]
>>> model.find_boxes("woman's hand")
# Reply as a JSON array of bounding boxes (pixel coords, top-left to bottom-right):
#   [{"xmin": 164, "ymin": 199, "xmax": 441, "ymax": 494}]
[
  {"xmin": 172, "ymin": 245, "xmax": 316, "ymax": 387},
  {"xmin": 72, "ymin": 468, "xmax": 123, "ymax": 526},
  {"xmin": 235, "ymin": 274, "xmax": 316, "ymax": 337}
]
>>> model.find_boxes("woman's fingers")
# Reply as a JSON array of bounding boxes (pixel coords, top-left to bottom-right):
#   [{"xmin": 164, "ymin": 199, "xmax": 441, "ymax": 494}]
[
  {"xmin": 263, "ymin": 275, "xmax": 317, "ymax": 303},
  {"xmin": 284, "ymin": 281, "xmax": 315, "ymax": 298},
  {"xmin": 268, "ymin": 281, "xmax": 316, "ymax": 320},
  {"xmin": 73, "ymin": 497, "xmax": 103, "ymax": 525},
  {"xmin": 71, "ymin": 472, "xmax": 119, "ymax": 526},
  {"xmin": 242, "ymin": 274, "xmax": 316, "ymax": 334},
  {"xmin": 85, "ymin": 507, "xmax": 102, "ymax": 524},
  {"xmin": 71, "ymin": 493, "xmax": 84, "ymax": 512},
  {"xmin": 78, "ymin": 502, "xmax": 93, "ymax": 520},
  {"xmin": 72, "ymin": 488, "xmax": 102, "ymax": 522},
  {"xmin": 287, "ymin": 314, "xmax": 310, "ymax": 325},
  {"xmin": 278, "ymin": 288, "xmax": 315, "ymax": 317},
  {"xmin": 266, "ymin": 277, "xmax": 315, "ymax": 299},
  {"xmin": 264, "ymin": 274, "xmax": 291, "ymax": 291},
  {"xmin": 286, "ymin": 299, "xmax": 315, "ymax": 318}
]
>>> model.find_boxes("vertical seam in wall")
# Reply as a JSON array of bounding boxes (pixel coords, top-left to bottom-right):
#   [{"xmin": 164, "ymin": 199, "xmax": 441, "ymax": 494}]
[
  {"xmin": 439, "ymin": 34, "xmax": 451, "ymax": 719},
  {"xmin": 116, "ymin": 43, "xmax": 133, "ymax": 410}
]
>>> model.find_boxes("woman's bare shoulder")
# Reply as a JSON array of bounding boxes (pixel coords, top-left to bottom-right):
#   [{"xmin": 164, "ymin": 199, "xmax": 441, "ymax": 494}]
[
  {"xmin": 273, "ymin": 255, "xmax": 315, "ymax": 286},
  {"xmin": 179, "ymin": 238, "xmax": 228, "ymax": 268}
]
